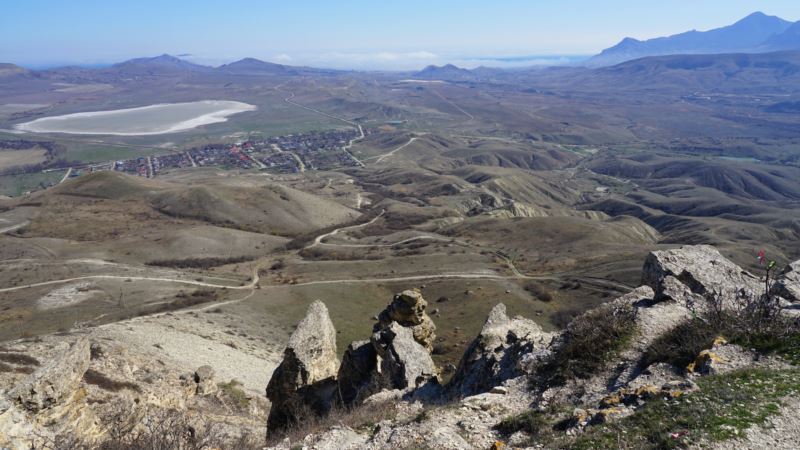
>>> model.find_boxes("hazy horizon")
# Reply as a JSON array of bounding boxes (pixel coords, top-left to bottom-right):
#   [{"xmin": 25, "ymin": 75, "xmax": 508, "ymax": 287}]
[{"xmin": 3, "ymin": 0, "xmax": 800, "ymax": 70}]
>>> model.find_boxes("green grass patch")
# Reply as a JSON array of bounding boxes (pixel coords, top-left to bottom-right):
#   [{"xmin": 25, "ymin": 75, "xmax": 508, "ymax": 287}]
[
  {"xmin": 567, "ymin": 368, "xmax": 800, "ymax": 449},
  {"xmin": 0, "ymin": 171, "xmax": 63, "ymax": 196},
  {"xmin": 733, "ymin": 332, "xmax": 800, "ymax": 366},
  {"xmin": 63, "ymin": 144, "xmax": 148, "ymax": 163}
]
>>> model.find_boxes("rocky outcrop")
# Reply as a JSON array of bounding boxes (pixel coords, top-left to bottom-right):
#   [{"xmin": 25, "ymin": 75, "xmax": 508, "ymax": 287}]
[
  {"xmin": 335, "ymin": 291, "xmax": 439, "ymax": 407},
  {"xmin": 263, "ymin": 246, "xmax": 800, "ymax": 448},
  {"xmin": 449, "ymin": 303, "xmax": 553, "ymax": 397},
  {"xmin": 6, "ymin": 338, "xmax": 90, "ymax": 413},
  {"xmin": 337, "ymin": 340, "xmax": 378, "ymax": 406},
  {"xmin": 642, "ymin": 245, "xmax": 761, "ymax": 300},
  {"xmin": 266, "ymin": 301, "xmax": 339, "ymax": 432},
  {"xmin": 772, "ymin": 260, "xmax": 800, "ymax": 302},
  {"xmin": 193, "ymin": 365, "xmax": 218, "ymax": 395},
  {"xmin": 371, "ymin": 321, "xmax": 437, "ymax": 391},
  {"xmin": 374, "ymin": 290, "xmax": 436, "ymax": 351}
]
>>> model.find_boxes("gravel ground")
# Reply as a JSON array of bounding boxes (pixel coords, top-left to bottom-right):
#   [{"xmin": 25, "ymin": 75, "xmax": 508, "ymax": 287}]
[
  {"xmin": 705, "ymin": 395, "xmax": 800, "ymax": 450},
  {"xmin": 97, "ymin": 311, "xmax": 280, "ymax": 395}
]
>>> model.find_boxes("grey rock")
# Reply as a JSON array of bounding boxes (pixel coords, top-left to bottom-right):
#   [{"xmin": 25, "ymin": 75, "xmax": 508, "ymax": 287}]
[
  {"xmin": 772, "ymin": 260, "xmax": 800, "ymax": 302},
  {"xmin": 194, "ymin": 365, "xmax": 217, "ymax": 395},
  {"xmin": 6, "ymin": 338, "xmax": 91, "ymax": 413},
  {"xmin": 336, "ymin": 340, "xmax": 378, "ymax": 406},
  {"xmin": 372, "ymin": 322, "xmax": 437, "ymax": 390},
  {"xmin": 374, "ymin": 290, "xmax": 436, "ymax": 351},
  {"xmin": 642, "ymin": 245, "xmax": 760, "ymax": 300},
  {"xmin": 449, "ymin": 303, "xmax": 553, "ymax": 397},
  {"xmin": 266, "ymin": 301, "xmax": 339, "ymax": 433}
]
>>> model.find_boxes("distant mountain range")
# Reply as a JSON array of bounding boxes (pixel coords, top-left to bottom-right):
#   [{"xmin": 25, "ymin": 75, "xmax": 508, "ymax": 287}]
[
  {"xmin": 0, "ymin": 54, "xmax": 346, "ymax": 81},
  {"xmin": 589, "ymin": 12, "xmax": 800, "ymax": 66}
]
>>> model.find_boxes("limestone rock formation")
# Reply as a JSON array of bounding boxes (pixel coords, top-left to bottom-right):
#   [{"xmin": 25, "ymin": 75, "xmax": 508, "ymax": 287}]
[
  {"xmin": 6, "ymin": 338, "xmax": 91, "ymax": 413},
  {"xmin": 449, "ymin": 303, "xmax": 553, "ymax": 397},
  {"xmin": 372, "ymin": 321, "xmax": 437, "ymax": 391},
  {"xmin": 266, "ymin": 301, "xmax": 339, "ymax": 432},
  {"xmin": 642, "ymin": 245, "xmax": 761, "ymax": 300},
  {"xmin": 374, "ymin": 289, "xmax": 436, "ymax": 351},
  {"xmin": 773, "ymin": 260, "xmax": 800, "ymax": 302},
  {"xmin": 336, "ymin": 340, "xmax": 378, "ymax": 406},
  {"xmin": 194, "ymin": 365, "xmax": 218, "ymax": 395}
]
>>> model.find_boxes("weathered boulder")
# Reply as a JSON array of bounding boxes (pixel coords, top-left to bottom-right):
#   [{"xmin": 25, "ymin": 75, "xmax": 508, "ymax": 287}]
[
  {"xmin": 193, "ymin": 365, "xmax": 217, "ymax": 395},
  {"xmin": 772, "ymin": 260, "xmax": 800, "ymax": 302},
  {"xmin": 372, "ymin": 322, "xmax": 437, "ymax": 391},
  {"xmin": 374, "ymin": 290, "xmax": 436, "ymax": 351},
  {"xmin": 6, "ymin": 338, "xmax": 90, "ymax": 413},
  {"xmin": 336, "ymin": 340, "xmax": 379, "ymax": 406},
  {"xmin": 449, "ymin": 303, "xmax": 553, "ymax": 397},
  {"xmin": 266, "ymin": 301, "xmax": 339, "ymax": 433},
  {"xmin": 642, "ymin": 245, "xmax": 760, "ymax": 301}
]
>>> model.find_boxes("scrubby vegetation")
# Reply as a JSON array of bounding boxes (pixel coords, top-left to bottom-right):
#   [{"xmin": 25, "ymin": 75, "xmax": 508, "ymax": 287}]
[
  {"xmin": 146, "ymin": 256, "xmax": 254, "ymax": 269},
  {"xmin": 524, "ymin": 281, "xmax": 554, "ymax": 302},
  {"xmin": 217, "ymin": 379, "xmax": 249, "ymax": 409},
  {"xmin": 568, "ymin": 368, "xmax": 800, "ymax": 449},
  {"xmin": 266, "ymin": 400, "xmax": 397, "ymax": 446},
  {"xmin": 536, "ymin": 302, "xmax": 638, "ymax": 386}
]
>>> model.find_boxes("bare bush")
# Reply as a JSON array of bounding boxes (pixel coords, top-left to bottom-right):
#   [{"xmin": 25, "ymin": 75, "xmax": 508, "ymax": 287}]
[{"xmin": 266, "ymin": 400, "xmax": 397, "ymax": 446}]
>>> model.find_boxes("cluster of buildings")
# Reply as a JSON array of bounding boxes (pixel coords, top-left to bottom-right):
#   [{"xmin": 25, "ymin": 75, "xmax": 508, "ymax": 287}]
[{"xmin": 112, "ymin": 128, "xmax": 365, "ymax": 177}]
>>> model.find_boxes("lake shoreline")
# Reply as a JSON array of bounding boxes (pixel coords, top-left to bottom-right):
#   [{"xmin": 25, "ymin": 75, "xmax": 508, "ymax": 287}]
[{"xmin": 14, "ymin": 100, "xmax": 257, "ymax": 136}]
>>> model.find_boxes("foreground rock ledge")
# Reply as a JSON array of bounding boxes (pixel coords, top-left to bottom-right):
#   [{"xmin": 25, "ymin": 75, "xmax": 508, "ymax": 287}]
[{"xmin": 7, "ymin": 338, "xmax": 91, "ymax": 413}]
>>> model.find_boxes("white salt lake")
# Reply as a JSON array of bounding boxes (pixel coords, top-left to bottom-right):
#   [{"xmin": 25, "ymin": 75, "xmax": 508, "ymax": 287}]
[{"xmin": 14, "ymin": 100, "xmax": 256, "ymax": 135}]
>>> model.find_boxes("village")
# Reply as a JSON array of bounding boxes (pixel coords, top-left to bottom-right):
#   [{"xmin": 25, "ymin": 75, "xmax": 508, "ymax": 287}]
[{"xmin": 111, "ymin": 128, "xmax": 364, "ymax": 177}]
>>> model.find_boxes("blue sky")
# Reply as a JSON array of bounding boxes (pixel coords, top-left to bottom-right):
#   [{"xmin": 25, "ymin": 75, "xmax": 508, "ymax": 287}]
[{"xmin": 2, "ymin": 0, "xmax": 800, "ymax": 69}]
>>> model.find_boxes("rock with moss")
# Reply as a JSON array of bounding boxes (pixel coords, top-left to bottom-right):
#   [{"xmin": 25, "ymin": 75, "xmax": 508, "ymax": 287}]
[{"xmin": 266, "ymin": 301, "xmax": 339, "ymax": 433}]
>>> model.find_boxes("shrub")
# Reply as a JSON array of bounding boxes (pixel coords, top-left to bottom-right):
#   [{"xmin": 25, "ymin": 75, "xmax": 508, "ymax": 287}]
[
  {"xmin": 267, "ymin": 400, "xmax": 397, "ymax": 445},
  {"xmin": 146, "ymin": 256, "xmax": 254, "ymax": 269},
  {"xmin": 217, "ymin": 379, "xmax": 249, "ymax": 410},
  {"xmin": 537, "ymin": 302, "xmax": 638, "ymax": 386},
  {"xmin": 525, "ymin": 281, "xmax": 554, "ymax": 302},
  {"xmin": 496, "ymin": 410, "xmax": 550, "ymax": 436},
  {"xmin": 639, "ymin": 319, "xmax": 718, "ymax": 369}
]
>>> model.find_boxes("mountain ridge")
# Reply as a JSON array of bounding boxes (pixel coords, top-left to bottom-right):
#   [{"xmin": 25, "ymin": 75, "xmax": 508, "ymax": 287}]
[{"xmin": 590, "ymin": 12, "xmax": 798, "ymax": 66}]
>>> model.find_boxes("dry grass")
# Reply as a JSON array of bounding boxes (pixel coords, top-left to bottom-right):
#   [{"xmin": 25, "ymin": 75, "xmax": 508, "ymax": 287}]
[{"xmin": 267, "ymin": 400, "xmax": 397, "ymax": 445}]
